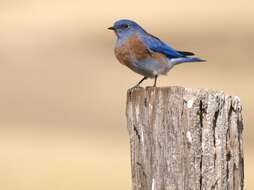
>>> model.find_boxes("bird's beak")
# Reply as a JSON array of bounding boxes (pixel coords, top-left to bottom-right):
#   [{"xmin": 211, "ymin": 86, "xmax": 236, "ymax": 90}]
[{"xmin": 107, "ymin": 26, "xmax": 116, "ymax": 31}]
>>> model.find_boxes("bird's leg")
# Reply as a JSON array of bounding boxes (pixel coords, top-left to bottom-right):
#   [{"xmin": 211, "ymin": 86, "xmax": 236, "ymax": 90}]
[
  {"xmin": 153, "ymin": 75, "xmax": 158, "ymax": 87},
  {"xmin": 132, "ymin": 76, "xmax": 147, "ymax": 88}
]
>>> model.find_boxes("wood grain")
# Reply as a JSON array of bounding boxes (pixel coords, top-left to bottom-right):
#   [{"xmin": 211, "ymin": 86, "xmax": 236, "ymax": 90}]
[{"xmin": 126, "ymin": 86, "xmax": 244, "ymax": 190}]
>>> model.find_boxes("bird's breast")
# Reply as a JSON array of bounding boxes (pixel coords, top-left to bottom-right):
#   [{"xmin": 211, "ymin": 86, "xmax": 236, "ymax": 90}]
[
  {"xmin": 114, "ymin": 34, "xmax": 171, "ymax": 77},
  {"xmin": 114, "ymin": 34, "xmax": 149, "ymax": 66}
]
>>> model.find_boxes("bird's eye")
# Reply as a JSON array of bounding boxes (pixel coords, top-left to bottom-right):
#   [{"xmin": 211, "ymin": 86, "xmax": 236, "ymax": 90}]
[{"xmin": 121, "ymin": 24, "xmax": 129, "ymax": 29}]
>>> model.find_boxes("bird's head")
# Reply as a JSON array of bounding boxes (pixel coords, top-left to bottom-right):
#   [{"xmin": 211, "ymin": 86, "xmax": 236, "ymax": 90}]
[{"xmin": 108, "ymin": 19, "xmax": 145, "ymax": 38}]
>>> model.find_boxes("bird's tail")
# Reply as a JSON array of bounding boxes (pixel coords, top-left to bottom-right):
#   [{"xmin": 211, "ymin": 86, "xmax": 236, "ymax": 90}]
[{"xmin": 170, "ymin": 57, "xmax": 206, "ymax": 65}]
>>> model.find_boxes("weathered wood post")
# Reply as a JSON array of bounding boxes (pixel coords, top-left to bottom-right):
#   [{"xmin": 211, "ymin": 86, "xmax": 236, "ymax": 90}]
[{"xmin": 126, "ymin": 86, "xmax": 244, "ymax": 190}]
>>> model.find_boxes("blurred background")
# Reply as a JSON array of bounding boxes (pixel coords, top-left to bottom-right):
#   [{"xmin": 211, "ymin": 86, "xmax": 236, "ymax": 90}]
[{"xmin": 0, "ymin": 0, "xmax": 253, "ymax": 189}]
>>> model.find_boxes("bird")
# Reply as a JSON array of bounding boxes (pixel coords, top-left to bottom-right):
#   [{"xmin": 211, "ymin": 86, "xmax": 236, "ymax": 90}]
[{"xmin": 108, "ymin": 19, "xmax": 205, "ymax": 87}]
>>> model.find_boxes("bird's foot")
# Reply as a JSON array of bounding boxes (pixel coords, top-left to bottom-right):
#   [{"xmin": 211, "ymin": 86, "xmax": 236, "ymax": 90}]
[{"xmin": 130, "ymin": 84, "xmax": 143, "ymax": 90}]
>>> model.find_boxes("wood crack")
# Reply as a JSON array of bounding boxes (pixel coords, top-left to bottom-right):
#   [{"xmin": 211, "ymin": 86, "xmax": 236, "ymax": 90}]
[{"xmin": 126, "ymin": 87, "xmax": 244, "ymax": 190}]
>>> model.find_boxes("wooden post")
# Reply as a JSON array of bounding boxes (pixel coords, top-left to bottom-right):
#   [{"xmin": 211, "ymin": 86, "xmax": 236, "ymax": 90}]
[{"xmin": 126, "ymin": 86, "xmax": 244, "ymax": 190}]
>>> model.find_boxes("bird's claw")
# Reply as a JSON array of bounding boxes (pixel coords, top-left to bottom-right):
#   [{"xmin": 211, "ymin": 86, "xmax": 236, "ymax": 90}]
[{"xmin": 130, "ymin": 84, "xmax": 143, "ymax": 90}]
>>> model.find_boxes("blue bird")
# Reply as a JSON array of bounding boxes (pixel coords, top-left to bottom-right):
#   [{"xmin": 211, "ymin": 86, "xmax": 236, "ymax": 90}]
[{"xmin": 108, "ymin": 19, "xmax": 205, "ymax": 87}]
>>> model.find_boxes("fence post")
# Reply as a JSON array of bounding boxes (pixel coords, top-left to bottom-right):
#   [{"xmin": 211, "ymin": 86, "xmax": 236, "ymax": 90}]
[{"xmin": 126, "ymin": 86, "xmax": 244, "ymax": 190}]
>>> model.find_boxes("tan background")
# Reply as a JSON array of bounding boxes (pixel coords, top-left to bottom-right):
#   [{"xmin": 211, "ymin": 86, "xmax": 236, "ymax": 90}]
[{"xmin": 0, "ymin": 0, "xmax": 253, "ymax": 189}]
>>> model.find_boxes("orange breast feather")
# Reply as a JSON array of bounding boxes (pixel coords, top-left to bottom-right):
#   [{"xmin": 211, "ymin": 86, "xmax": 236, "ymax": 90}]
[
  {"xmin": 115, "ymin": 35, "xmax": 148, "ymax": 65},
  {"xmin": 115, "ymin": 35, "xmax": 168, "ymax": 66}
]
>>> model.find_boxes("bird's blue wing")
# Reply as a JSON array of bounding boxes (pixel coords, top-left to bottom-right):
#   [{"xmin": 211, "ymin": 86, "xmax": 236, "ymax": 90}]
[{"xmin": 141, "ymin": 33, "xmax": 185, "ymax": 58}]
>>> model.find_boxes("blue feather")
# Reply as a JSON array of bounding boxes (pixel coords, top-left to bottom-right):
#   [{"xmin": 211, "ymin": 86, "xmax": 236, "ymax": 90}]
[
  {"xmin": 141, "ymin": 33, "xmax": 185, "ymax": 58},
  {"xmin": 170, "ymin": 57, "xmax": 206, "ymax": 65}
]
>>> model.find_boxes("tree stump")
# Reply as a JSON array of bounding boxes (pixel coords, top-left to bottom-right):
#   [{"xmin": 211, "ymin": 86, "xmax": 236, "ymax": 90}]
[{"xmin": 126, "ymin": 86, "xmax": 244, "ymax": 190}]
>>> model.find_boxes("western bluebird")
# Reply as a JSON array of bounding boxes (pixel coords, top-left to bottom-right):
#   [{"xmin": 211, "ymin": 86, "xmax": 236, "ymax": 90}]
[{"xmin": 108, "ymin": 19, "xmax": 205, "ymax": 87}]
